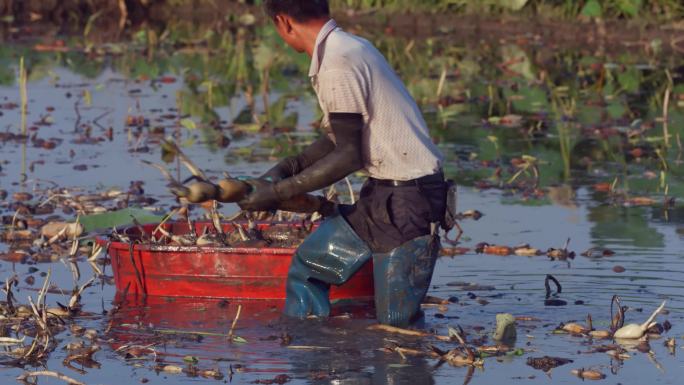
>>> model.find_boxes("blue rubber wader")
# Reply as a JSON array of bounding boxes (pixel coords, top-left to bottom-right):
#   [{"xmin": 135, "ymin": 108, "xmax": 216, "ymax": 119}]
[
  {"xmin": 373, "ymin": 235, "xmax": 440, "ymax": 327},
  {"xmin": 284, "ymin": 214, "xmax": 372, "ymax": 318}
]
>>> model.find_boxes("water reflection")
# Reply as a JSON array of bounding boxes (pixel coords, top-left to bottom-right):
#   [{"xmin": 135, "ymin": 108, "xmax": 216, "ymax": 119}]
[
  {"xmin": 589, "ymin": 205, "xmax": 665, "ymax": 248},
  {"xmin": 109, "ymin": 294, "xmax": 442, "ymax": 385}
]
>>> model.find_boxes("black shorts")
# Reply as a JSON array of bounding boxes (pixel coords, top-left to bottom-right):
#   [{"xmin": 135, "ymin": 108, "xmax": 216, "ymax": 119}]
[{"xmin": 339, "ymin": 174, "xmax": 447, "ymax": 253}]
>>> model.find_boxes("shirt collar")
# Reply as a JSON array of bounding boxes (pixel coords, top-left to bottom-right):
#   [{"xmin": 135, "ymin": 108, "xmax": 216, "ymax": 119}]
[{"xmin": 308, "ymin": 19, "xmax": 339, "ymax": 78}]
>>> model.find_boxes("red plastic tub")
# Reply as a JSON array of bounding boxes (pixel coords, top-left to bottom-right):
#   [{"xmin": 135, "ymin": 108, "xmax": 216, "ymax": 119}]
[{"xmin": 97, "ymin": 221, "xmax": 374, "ymax": 300}]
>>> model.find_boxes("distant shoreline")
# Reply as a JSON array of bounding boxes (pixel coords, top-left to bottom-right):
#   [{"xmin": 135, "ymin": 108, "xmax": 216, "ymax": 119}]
[{"xmin": 0, "ymin": 1, "xmax": 682, "ymax": 53}]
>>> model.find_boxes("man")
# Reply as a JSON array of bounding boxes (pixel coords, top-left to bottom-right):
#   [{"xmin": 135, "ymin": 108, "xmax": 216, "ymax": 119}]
[{"xmin": 238, "ymin": 0, "xmax": 448, "ymax": 327}]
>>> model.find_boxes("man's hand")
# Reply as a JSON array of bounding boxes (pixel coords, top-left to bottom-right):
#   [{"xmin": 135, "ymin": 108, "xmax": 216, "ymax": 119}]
[{"xmin": 237, "ymin": 179, "xmax": 281, "ymax": 211}]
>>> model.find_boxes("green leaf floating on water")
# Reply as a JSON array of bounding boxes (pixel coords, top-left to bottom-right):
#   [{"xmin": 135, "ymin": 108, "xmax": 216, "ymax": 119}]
[
  {"xmin": 183, "ymin": 355, "xmax": 199, "ymax": 364},
  {"xmin": 507, "ymin": 348, "xmax": 525, "ymax": 356},
  {"xmin": 79, "ymin": 208, "xmax": 165, "ymax": 233},
  {"xmin": 180, "ymin": 118, "xmax": 197, "ymax": 130},
  {"xmin": 232, "ymin": 336, "xmax": 248, "ymax": 344}
]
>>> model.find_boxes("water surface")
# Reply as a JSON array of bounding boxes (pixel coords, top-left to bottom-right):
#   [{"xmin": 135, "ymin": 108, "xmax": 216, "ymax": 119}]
[{"xmin": 0, "ymin": 19, "xmax": 683, "ymax": 385}]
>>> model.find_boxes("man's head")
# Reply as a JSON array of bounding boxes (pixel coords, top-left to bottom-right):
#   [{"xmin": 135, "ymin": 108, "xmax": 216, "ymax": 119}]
[{"xmin": 264, "ymin": 0, "xmax": 330, "ymax": 53}]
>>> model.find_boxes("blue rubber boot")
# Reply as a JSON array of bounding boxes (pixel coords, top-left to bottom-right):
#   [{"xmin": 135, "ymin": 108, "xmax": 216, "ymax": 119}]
[
  {"xmin": 284, "ymin": 214, "xmax": 372, "ymax": 318},
  {"xmin": 372, "ymin": 235, "xmax": 440, "ymax": 327}
]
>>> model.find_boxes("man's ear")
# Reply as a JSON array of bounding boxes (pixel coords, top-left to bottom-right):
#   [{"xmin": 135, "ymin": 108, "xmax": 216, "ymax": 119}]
[{"xmin": 274, "ymin": 14, "xmax": 294, "ymax": 34}]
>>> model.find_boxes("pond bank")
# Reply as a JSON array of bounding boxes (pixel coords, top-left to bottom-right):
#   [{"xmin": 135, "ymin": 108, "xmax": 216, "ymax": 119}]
[{"xmin": 0, "ymin": 2, "xmax": 683, "ymax": 53}]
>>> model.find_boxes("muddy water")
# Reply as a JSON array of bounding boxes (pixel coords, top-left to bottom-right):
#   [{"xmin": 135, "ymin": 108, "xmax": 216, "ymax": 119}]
[{"xmin": 1, "ymin": 24, "xmax": 684, "ymax": 385}]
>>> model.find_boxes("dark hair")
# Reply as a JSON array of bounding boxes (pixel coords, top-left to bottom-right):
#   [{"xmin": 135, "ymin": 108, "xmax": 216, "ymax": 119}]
[{"xmin": 264, "ymin": 0, "xmax": 330, "ymax": 22}]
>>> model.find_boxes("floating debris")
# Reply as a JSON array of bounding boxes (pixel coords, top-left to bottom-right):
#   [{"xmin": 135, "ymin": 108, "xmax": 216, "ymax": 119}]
[
  {"xmin": 526, "ymin": 356, "xmax": 573, "ymax": 371},
  {"xmin": 581, "ymin": 248, "xmax": 616, "ymax": 258},
  {"xmin": 40, "ymin": 221, "xmax": 83, "ymax": 239},
  {"xmin": 457, "ymin": 210, "xmax": 483, "ymax": 220},
  {"xmin": 614, "ymin": 301, "xmax": 667, "ymax": 339},
  {"xmin": 559, "ymin": 322, "xmax": 590, "ymax": 335},
  {"xmin": 440, "ymin": 246, "xmax": 470, "ymax": 256},
  {"xmin": 16, "ymin": 370, "xmax": 85, "ymax": 385},
  {"xmin": 606, "ymin": 349, "xmax": 631, "ymax": 360},
  {"xmin": 475, "ymin": 242, "xmax": 512, "ymax": 256},
  {"xmin": 446, "ymin": 281, "xmax": 496, "ymax": 291},
  {"xmin": 514, "ymin": 244, "xmax": 542, "ymax": 256},
  {"xmin": 590, "ymin": 330, "xmax": 613, "ymax": 339},
  {"xmin": 571, "ymin": 368, "xmax": 606, "ymax": 380},
  {"xmin": 665, "ymin": 338, "xmax": 676, "ymax": 354},
  {"xmin": 252, "ymin": 374, "xmax": 292, "ymax": 384},
  {"xmin": 493, "ymin": 313, "xmax": 516, "ymax": 342},
  {"xmin": 161, "ymin": 365, "xmax": 183, "ymax": 374},
  {"xmin": 544, "ymin": 274, "xmax": 567, "ymax": 306}
]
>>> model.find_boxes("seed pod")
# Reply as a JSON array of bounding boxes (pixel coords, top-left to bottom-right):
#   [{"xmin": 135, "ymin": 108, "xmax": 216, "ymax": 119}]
[
  {"xmin": 514, "ymin": 247, "xmax": 541, "ymax": 256},
  {"xmin": 3, "ymin": 229, "xmax": 34, "ymax": 241},
  {"xmin": 77, "ymin": 194, "xmax": 105, "ymax": 202},
  {"xmin": 217, "ymin": 179, "xmax": 250, "ymax": 202},
  {"xmin": 589, "ymin": 330, "xmax": 612, "ymax": 339},
  {"xmin": 25, "ymin": 217, "xmax": 44, "ymax": 228},
  {"xmin": 41, "ymin": 221, "xmax": 84, "ymax": 238},
  {"xmin": 460, "ymin": 210, "xmax": 483, "ymax": 220},
  {"xmin": 70, "ymin": 324, "xmax": 85, "ymax": 335},
  {"xmin": 475, "ymin": 243, "xmax": 512, "ymax": 256},
  {"xmin": 606, "ymin": 350, "xmax": 630, "ymax": 360},
  {"xmin": 84, "ymin": 329, "xmax": 98, "ymax": 340},
  {"xmin": 196, "ymin": 234, "xmax": 221, "ymax": 247},
  {"xmin": 200, "ymin": 370, "xmax": 224, "ymax": 380},
  {"xmin": 65, "ymin": 341, "xmax": 85, "ymax": 351},
  {"xmin": 0, "ymin": 250, "xmax": 30, "ymax": 262},
  {"xmin": 571, "ymin": 369, "xmax": 605, "ymax": 380},
  {"xmin": 15, "ymin": 305, "xmax": 32, "ymax": 316},
  {"xmin": 12, "ymin": 192, "xmax": 33, "ymax": 202},
  {"xmin": 106, "ymin": 189, "xmax": 123, "ymax": 198},
  {"xmin": 562, "ymin": 323, "xmax": 588, "ymax": 334},
  {"xmin": 184, "ymin": 182, "xmax": 219, "ymax": 203},
  {"xmin": 46, "ymin": 307, "xmax": 70, "ymax": 317},
  {"xmin": 665, "ymin": 337, "xmax": 676, "ymax": 349},
  {"xmin": 162, "ymin": 365, "xmax": 183, "ymax": 374}
]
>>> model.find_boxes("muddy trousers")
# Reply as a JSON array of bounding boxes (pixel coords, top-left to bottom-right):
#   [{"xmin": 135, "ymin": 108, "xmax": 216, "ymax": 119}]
[{"xmin": 284, "ymin": 214, "xmax": 439, "ymax": 327}]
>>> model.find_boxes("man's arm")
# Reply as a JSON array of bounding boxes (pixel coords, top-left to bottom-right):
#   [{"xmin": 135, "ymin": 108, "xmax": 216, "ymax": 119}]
[
  {"xmin": 261, "ymin": 135, "xmax": 335, "ymax": 182},
  {"xmin": 238, "ymin": 113, "xmax": 364, "ymax": 211},
  {"xmin": 275, "ymin": 113, "xmax": 363, "ymax": 199}
]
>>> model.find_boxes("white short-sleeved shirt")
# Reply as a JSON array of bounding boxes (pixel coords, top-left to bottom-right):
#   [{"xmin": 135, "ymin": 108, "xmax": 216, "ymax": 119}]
[{"xmin": 310, "ymin": 19, "xmax": 444, "ymax": 181}]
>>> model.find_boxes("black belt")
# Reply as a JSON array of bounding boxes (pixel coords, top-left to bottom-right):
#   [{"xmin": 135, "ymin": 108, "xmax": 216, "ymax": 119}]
[{"xmin": 369, "ymin": 172, "xmax": 444, "ymax": 187}]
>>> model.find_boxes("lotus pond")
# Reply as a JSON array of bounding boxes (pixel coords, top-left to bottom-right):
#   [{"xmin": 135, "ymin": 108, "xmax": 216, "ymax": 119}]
[{"xmin": 0, "ymin": 13, "xmax": 683, "ymax": 385}]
